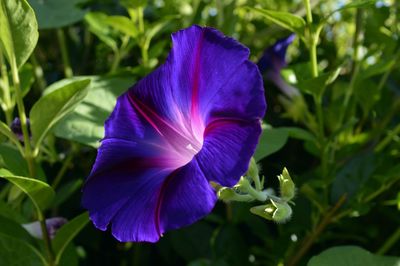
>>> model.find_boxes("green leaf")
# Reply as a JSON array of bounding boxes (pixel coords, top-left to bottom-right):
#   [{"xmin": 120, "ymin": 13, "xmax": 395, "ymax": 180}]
[
  {"xmin": 0, "ymin": 232, "xmax": 46, "ymax": 266},
  {"xmin": 0, "ymin": 144, "xmax": 47, "ymax": 181},
  {"xmin": 0, "ymin": 169, "xmax": 55, "ymax": 212},
  {"xmin": 246, "ymin": 7, "xmax": 305, "ymax": 35},
  {"xmin": 254, "ymin": 126, "xmax": 289, "ymax": 161},
  {"xmin": 59, "ymin": 243, "xmax": 79, "ymax": 266},
  {"xmin": 30, "ymin": 79, "xmax": 90, "ymax": 148},
  {"xmin": 106, "ymin": 15, "xmax": 138, "ymax": 38},
  {"xmin": 28, "ymin": 0, "xmax": 87, "ymax": 29},
  {"xmin": 0, "ymin": 201, "xmax": 25, "ymax": 223},
  {"xmin": 144, "ymin": 20, "xmax": 172, "ymax": 51},
  {"xmin": 52, "ymin": 75, "xmax": 134, "ymax": 147},
  {"xmin": 0, "ymin": 215, "xmax": 32, "ymax": 242},
  {"xmin": 0, "ymin": 144, "xmax": 29, "ymax": 177},
  {"xmin": 280, "ymin": 127, "xmax": 316, "ymax": 142},
  {"xmin": 357, "ymin": 59, "xmax": 395, "ymax": 81},
  {"xmin": 0, "ymin": 0, "xmax": 38, "ymax": 68},
  {"xmin": 85, "ymin": 12, "xmax": 118, "ymax": 51},
  {"xmin": 308, "ymin": 246, "xmax": 400, "ymax": 266},
  {"xmin": 297, "ymin": 68, "xmax": 341, "ymax": 98},
  {"xmin": 52, "ymin": 212, "xmax": 89, "ymax": 265}
]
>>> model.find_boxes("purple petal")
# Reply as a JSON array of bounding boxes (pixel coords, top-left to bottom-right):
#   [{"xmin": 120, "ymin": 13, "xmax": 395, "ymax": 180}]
[
  {"xmin": 196, "ymin": 119, "xmax": 262, "ymax": 187},
  {"xmin": 159, "ymin": 159, "xmax": 217, "ymax": 232},
  {"xmin": 257, "ymin": 34, "xmax": 295, "ymax": 73},
  {"xmin": 82, "ymin": 25, "xmax": 266, "ymax": 242}
]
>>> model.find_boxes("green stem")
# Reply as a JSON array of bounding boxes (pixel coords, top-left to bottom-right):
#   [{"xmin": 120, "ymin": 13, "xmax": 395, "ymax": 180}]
[
  {"xmin": 10, "ymin": 58, "xmax": 35, "ymax": 177},
  {"xmin": 0, "ymin": 53, "xmax": 13, "ymax": 125},
  {"xmin": 110, "ymin": 35, "xmax": 130, "ymax": 73},
  {"xmin": 304, "ymin": 0, "xmax": 329, "ymax": 181},
  {"xmin": 110, "ymin": 50, "xmax": 121, "ymax": 73},
  {"xmin": 303, "ymin": 0, "xmax": 313, "ymax": 24},
  {"xmin": 57, "ymin": 29, "xmax": 73, "ymax": 78},
  {"xmin": 137, "ymin": 7, "xmax": 145, "ymax": 34},
  {"xmin": 10, "ymin": 56, "xmax": 55, "ymax": 266},
  {"xmin": 377, "ymin": 227, "xmax": 400, "ymax": 255},
  {"xmin": 303, "ymin": 0, "xmax": 318, "ymax": 77},
  {"xmin": 286, "ymin": 195, "xmax": 347, "ymax": 266}
]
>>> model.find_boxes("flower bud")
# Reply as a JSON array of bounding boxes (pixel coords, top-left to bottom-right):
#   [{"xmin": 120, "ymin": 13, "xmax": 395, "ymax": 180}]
[
  {"xmin": 278, "ymin": 168, "xmax": 295, "ymax": 201},
  {"xmin": 250, "ymin": 200, "xmax": 292, "ymax": 223},
  {"xmin": 10, "ymin": 117, "xmax": 31, "ymax": 142},
  {"xmin": 247, "ymin": 157, "xmax": 259, "ymax": 180}
]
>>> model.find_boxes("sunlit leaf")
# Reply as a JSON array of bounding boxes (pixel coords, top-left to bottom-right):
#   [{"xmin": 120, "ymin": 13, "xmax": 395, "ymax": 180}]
[
  {"xmin": 0, "ymin": 169, "xmax": 55, "ymax": 212},
  {"xmin": 0, "ymin": 0, "xmax": 38, "ymax": 68},
  {"xmin": 246, "ymin": 7, "xmax": 305, "ymax": 36},
  {"xmin": 51, "ymin": 76, "xmax": 134, "ymax": 147},
  {"xmin": 28, "ymin": 0, "xmax": 87, "ymax": 29},
  {"xmin": 30, "ymin": 79, "xmax": 90, "ymax": 148}
]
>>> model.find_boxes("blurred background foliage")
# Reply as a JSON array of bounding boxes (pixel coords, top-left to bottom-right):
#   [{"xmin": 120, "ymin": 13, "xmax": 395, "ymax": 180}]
[{"xmin": 0, "ymin": 0, "xmax": 399, "ymax": 265}]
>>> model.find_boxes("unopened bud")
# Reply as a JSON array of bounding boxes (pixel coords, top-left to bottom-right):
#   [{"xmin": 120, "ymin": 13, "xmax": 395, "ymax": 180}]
[
  {"xmin": 278, "ymin": 168, "xmax": 295, "ymax": 201},
  {"xmin": 247, "ymin": 157, "xmax": 259, "ymax": 179}
]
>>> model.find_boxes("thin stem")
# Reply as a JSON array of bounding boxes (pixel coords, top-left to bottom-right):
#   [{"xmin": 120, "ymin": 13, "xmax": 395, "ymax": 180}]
[
  {"xmin": 10, "ymin": 58, "xmax": 35, "ymax": 177},
  {"xmin": 10, "ymin": 56, "xmax": 55, "ymax": 266},
  {"xmin": 137, "ymin": 7, "xmax": 145, "ymax": 34},
  {"xmin": 377, "ymin": 227, "xmax": 400, "ymax": 255},
  {"xmin": 110, "ymin": 50, "xmax": 121, "ymax": 73},
  {"xmin": 286, "ymin": 195, "xmax": 347, "ymax": 266},
  {"xmin": 303, "ymin": 0, "xmax": 313, "ymax": 24},
  {"xmin": 37, "ymin": 212, "xmax": 55, "ymax": 266},
  {"xmin": 57, "ymin": 29, "xmax": 73, "ymax": 78}
]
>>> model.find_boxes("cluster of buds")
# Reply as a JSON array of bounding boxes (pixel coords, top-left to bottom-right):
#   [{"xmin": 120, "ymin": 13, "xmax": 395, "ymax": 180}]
[{"xmin": 217, "ymin": 159, "xmax": 296, "ymax": 223}]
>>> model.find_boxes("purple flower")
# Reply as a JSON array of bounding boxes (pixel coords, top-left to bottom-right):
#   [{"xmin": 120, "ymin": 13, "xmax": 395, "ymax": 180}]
[
  {"xmin": 82, "ymin": 25, "xmax": 266, "ymax": 242},
  {"xmin": 11, "ymin": 117, "xmax": 31, "ymax": 142},
  {"xmin": 22, "ymin": 217, "xmax": 68, "ymax": 239},
  {"xmin": 257, "ymin": 34, "xmax": 299, "ymax": 98}
]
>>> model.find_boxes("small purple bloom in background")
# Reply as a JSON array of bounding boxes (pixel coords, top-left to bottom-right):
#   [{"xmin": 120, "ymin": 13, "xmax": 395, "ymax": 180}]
[
  {"xmin": 11, "ymin": 117, "xmax": 31, "ymax": 142},
  {"xmin": 82, "ymin": 25, "xmax": 266, "ymax": 242},
  {"xmin": 22, "ymin": 217, "xmax": 68, "ymax": 239},
  {"xmin": 257, "ymin": 34, "xmax": 300, "ymax": 98}
]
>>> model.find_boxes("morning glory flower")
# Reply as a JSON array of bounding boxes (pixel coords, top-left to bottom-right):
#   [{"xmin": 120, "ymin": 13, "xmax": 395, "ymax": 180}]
[
  {"xmin": 82, "ymin": 25, "xmax": 266, "ymax": 242},
  {"xmin": 257, "ymin": 34, "xmax": 300, "ymax": 98}
]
